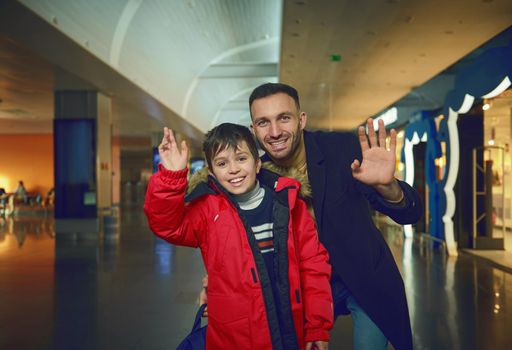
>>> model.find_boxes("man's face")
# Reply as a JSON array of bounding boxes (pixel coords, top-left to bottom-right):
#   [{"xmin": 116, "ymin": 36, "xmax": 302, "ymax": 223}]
[
  {"xmin": 250, "ymin": 93, "xmax": 306, "ymax": 163},
  {"xmin": 209, "ymin": 141, "xmax": 261, "ymax": 195}
]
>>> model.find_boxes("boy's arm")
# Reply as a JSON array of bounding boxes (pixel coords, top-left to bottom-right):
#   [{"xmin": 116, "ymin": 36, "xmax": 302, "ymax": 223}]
[
  {"xmin": 293, "ymin": 199, "xmax": 333, "ymax": 343},
  {"xmin": 144, "ymin": 167, "xmax": 206, "ymax": 247}
]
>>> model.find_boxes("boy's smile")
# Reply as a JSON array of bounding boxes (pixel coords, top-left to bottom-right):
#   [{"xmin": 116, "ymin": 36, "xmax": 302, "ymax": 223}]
[{"xmin": 210, "ymin": 141, "xmax": 261, "ymax": 195}]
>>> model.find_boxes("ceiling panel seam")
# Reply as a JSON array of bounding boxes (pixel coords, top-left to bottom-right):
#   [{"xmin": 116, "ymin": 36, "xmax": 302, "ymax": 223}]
[{"xmin": 181, "ymin": 36, "xmax": 278, "ymax": 120}]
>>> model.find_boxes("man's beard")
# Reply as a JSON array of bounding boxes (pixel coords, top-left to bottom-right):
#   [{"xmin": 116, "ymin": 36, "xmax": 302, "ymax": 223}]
[{"xmin": 263, "ymin": 129, "xmax": 302, "ymax": 166}]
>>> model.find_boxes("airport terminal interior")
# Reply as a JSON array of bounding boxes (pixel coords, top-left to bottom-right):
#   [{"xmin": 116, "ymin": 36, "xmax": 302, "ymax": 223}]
[{"xmin": 1, "ymin": 1, "xmax": 512, "ymax": 349}]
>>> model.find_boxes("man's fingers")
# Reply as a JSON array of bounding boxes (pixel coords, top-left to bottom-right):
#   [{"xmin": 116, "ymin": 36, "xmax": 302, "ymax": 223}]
[
  {"xmin": 358, "ymin": 126, "xmax": 369, "ymax": 152},
  {"xmin": 389, "ymin": 128, "xmax": 397, "ymax": 153},
  {"xmin": 378, "ymin": 119, "xmax": 386, "ymax": 148},
  {"xmin": 367, "ymin": 118, "xmax": 377, "ymax": 148},
  {"xmin": 351, "ymin": 159, "xmax": 360, "ymax": 172}
]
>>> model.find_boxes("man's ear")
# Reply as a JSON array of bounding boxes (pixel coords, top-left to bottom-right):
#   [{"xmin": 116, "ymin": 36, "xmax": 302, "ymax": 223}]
[{"xmin": 299, "ymin": 112, "xmax": 308, "ymax": 130}]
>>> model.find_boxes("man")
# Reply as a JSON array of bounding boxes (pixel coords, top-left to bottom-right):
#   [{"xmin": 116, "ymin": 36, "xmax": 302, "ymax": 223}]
[{"xmin": 247, "ymin": 83, "xmax": 422, "ymax": 350}]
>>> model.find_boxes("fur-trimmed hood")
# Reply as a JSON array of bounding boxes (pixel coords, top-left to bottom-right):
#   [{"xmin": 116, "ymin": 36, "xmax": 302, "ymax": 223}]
[{"xmin": 186, "ymin": 161, "xmax": 311, "ymax": 199}]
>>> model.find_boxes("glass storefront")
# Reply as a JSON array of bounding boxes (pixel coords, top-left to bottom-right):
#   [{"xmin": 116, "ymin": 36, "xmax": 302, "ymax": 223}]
[{"xmin": 483, "ymin": 88, "xmax": 512, "ymax": 251}]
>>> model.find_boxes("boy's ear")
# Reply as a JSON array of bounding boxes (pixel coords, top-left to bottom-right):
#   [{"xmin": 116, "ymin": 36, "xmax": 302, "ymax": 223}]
[
  {"xmin": 207, "ymin": 167, "xmax": 214, "ymax": 176},
  {"xmin": 256, "ymin": 158, "xmax": 262, "ymax": 174}
]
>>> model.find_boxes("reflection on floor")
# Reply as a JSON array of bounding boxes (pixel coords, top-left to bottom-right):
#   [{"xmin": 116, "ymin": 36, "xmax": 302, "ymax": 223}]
[{"xmin": 0, "ymin": 208, "xmax": 511, "ymax": 349}]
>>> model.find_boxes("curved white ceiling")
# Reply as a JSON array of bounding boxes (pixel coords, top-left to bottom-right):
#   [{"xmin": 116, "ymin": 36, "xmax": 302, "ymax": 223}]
[{"xmin": 19, "ymin": 0, "xmax": 282, "ymax": 132}]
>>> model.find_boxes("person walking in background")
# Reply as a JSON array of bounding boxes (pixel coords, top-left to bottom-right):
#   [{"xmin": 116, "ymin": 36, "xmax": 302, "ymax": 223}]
[{"xmin": 145, "ymin": 123, "xmax": 333, "ymax": 350}]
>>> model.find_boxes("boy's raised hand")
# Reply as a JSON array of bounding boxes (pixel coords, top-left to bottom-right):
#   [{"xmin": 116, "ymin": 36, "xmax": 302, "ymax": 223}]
[{"xmin": 158, "ymin": 127, "xmax": 189, "ymax": 171}]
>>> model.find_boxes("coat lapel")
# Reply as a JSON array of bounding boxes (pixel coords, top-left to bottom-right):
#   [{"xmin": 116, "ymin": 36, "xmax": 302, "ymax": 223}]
[{"xmin": 303, "ymin": 131, "xmax": 326, "ymax": 233}]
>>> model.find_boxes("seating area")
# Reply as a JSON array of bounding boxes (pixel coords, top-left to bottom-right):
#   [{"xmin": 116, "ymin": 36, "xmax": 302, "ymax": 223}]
[{"xmin": 0, "ymin": 191, "xmax": 53, "ymax": 218}]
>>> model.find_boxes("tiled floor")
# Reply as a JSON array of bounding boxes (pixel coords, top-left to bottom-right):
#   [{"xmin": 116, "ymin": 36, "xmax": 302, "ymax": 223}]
[{"xmin": 0, "ymin": 207, "xmax": 511, "ymax": 350}]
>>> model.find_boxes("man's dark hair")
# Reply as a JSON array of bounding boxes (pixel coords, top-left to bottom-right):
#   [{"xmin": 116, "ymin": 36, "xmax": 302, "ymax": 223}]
[
  {"xmin": 203, "ymin": 123, "xmax": 259, "ymax": 169},
  {"xmin": 249, "ymin": 83, "xmax": 301, "ymax": 113}
]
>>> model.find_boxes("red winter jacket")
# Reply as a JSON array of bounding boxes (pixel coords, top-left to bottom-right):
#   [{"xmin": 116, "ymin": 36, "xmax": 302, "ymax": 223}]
[{"xmin": 144, "ymin": 167, "xmax": 333, "ymax": 350}]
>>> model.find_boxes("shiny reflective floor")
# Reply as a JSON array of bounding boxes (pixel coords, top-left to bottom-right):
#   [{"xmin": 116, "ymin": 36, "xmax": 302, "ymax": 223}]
[{"xmin": 0, "ymin": 207, "xmax": 511, "ymax": 350}]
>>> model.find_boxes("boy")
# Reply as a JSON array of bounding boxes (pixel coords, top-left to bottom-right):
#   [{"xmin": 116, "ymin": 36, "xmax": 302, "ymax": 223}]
[{"xmin": 144, "ymin": 123, "xmax": 333, "ymax": 350}]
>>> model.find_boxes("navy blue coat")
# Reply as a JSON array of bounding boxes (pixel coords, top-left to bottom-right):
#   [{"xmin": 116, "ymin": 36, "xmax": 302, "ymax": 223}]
[{"xmin": 268, "ymin": 130, "xmax": 422, "ymax": 350}]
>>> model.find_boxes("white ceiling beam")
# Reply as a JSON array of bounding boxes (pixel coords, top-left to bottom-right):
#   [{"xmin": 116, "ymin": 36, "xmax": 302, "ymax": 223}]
[{"xmin": 200, "ymin": 63, "xmax": 278, "ymax": 79}]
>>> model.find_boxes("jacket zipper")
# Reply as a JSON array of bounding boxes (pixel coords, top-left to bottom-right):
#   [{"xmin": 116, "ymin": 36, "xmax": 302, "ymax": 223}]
[{"xmin": 251, "ymin": 267, "xmax": 258, "ymax": 283}]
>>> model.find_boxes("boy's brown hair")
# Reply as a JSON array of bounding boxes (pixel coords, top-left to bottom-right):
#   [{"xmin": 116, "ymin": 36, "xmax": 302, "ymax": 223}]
[{"xmin": 203, "ymin": 123, "xmax": 259, "ymax": 169}]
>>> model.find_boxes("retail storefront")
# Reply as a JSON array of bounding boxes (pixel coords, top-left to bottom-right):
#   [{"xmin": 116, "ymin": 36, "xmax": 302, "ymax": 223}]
[{"xmin": 400, "ymin": 40, "xmax": 512, "ymax": 256}]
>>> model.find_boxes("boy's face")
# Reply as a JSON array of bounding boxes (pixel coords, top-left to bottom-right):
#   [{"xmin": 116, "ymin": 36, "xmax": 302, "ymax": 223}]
[{"xmin": 209, "ymin": 141, "xmax": 261, "ymax": 195}]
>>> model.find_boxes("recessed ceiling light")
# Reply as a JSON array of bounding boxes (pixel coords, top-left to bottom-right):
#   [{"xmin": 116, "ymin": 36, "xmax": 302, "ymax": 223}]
[
  {"xmin": 291, "ymin": 33, "xmax": 300, "ymax": 37},
  {"xmin": 404, "ymin": 15, "xmax": 414, "ymax": 23},
  {"xmin": 444, "ymin": 30, "xmax": 454, "ymax": 35}
]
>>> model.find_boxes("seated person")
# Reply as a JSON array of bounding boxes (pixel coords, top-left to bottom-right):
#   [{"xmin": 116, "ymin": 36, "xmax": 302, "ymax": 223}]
[
  {"xmin": 44, "ymin": 188, "xmax": 55, "ymax": 207},
  {"xmin": 14, "ymin": 181, "xmax": 28, "ymax": 204},
  {"xmin": 144, "ymin": 123, "xmax": 333, "ymax": 349},
  {"xmin": 0, "ymin": 188, "xmax": 9, "ymax": 213}
]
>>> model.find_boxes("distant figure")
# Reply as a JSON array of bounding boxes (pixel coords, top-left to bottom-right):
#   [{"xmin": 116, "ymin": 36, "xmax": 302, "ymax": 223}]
[
  {"xmin": 45, "ymin": 188, "xmax": 55, "ymax": 207},
  {"xmin": 0, "ymin": 188, "xmax": 8, "ymax": 215},
  {"xmin": 14, "ymin": 181, "xmax": 28, "ymax": 204}
]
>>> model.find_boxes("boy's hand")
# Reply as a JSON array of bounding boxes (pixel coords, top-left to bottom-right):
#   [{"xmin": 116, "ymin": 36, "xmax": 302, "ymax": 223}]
[
  {"xmin": 158, "ymin": 127, "xmax": 189, "ymax": 171},
  {"xmin": 306, "ymin": 341, "xmax": 328, "ymax": 350}
]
